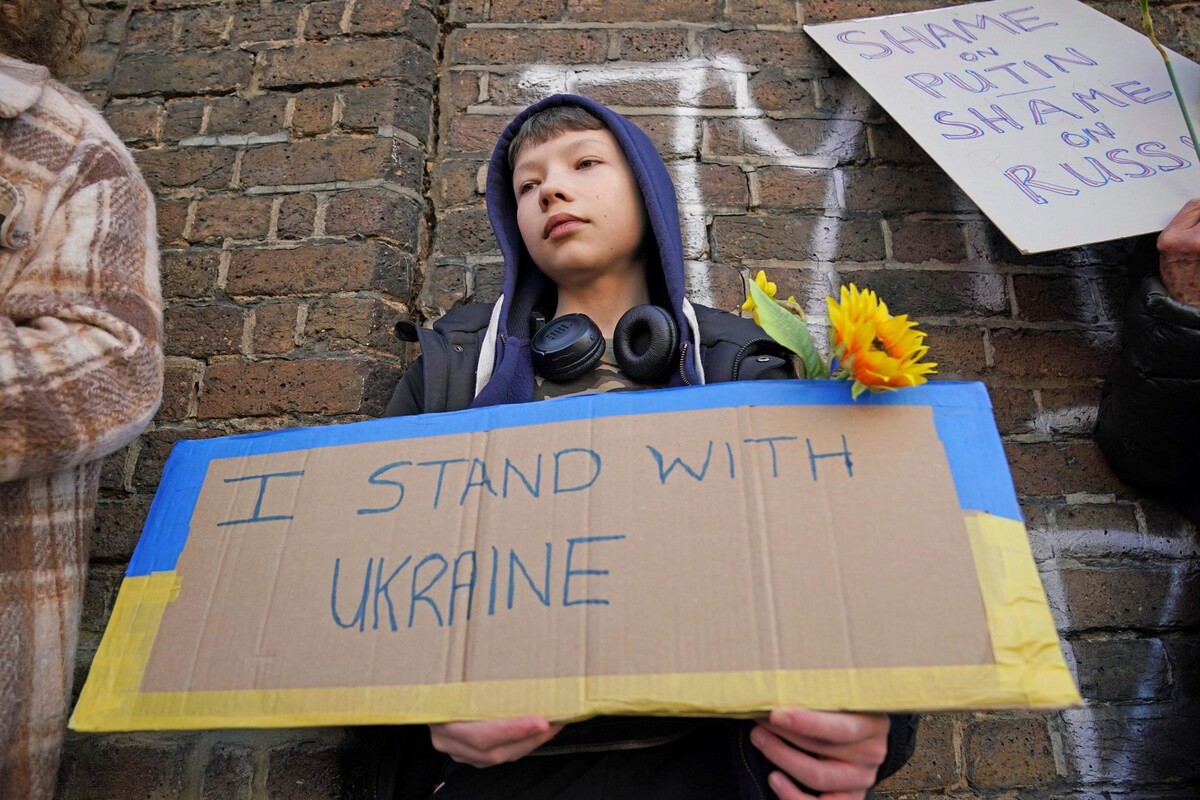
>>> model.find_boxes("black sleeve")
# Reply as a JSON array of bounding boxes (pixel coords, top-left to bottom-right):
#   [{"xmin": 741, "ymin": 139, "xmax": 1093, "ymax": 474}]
[
  {"xmin": 1095, "ymin": 271, "xmax": 1200, "ymax": 496},
  {"xmin": 876, "ymin": 713, "xmax": 919, "ymax": 783},
  {"xmin": 383, "ymin": 355, "xmax": 426, "ymax": 417}
]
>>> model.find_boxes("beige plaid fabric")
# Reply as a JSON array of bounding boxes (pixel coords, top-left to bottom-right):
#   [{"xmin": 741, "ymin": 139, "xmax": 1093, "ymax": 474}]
[{"xmin": 0, "ymin": 54, "xmax": 162, "ymax": 800}]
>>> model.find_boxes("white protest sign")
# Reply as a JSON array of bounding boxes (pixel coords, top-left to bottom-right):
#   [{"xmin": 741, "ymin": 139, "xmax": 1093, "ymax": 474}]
[{"xmin": 806, "ymin": 0, "xmax": 1200, "ymax": 254}]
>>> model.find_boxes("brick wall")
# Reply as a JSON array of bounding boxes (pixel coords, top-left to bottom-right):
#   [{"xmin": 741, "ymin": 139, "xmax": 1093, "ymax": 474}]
[{"xmin": 57, "ymin": 0, "xmax": 1199, "ymax": 797}]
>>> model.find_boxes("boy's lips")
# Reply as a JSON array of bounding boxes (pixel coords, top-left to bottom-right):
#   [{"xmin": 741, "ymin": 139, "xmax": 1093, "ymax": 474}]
[{"xmin": 544, "ymin": 213, "xmax": 585, "ymax": 239}]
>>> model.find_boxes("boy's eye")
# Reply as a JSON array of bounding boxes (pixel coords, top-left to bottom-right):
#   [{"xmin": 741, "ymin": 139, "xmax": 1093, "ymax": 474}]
[
  {"xmin": 518, "ymin": 181, "xmax": 537, "ymax": 195},
  {"xmin": 577, "ymin": 158, "xmax": 599, "ymax": 169}
]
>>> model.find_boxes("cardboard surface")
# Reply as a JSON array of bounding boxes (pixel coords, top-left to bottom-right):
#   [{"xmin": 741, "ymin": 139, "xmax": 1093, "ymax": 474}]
[
  {"xmin": 72, "ymin": 381, "xmax": 1080, "ymax": 731},
  {"xmin": 805, "ymin": 0, "xmax": 1200, "ymax": 253}
]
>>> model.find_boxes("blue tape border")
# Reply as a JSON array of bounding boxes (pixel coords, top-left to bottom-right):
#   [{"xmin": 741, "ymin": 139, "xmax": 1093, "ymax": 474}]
[{"xmin": 128, "ymin": 380, "xmax": 1019, "ymax": 577}]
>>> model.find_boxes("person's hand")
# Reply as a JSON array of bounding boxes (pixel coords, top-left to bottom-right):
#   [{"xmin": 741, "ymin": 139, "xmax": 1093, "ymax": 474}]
[
  {"xmin": 1157, "ymin": 197, "xmax": 1200, "ymax": 305},
  {"xmin": 429, "ymin": 716, "xmax": 564, "ymax": 768},
  {"xmin": 750, "ymin": 709, "xmax": 890, "ymax": 800}
]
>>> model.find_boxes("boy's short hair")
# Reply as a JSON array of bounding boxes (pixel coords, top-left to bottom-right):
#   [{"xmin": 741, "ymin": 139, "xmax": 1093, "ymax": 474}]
[{"xmin": 507, "ymin": 105, "xmax": 607, "ymax": 170}]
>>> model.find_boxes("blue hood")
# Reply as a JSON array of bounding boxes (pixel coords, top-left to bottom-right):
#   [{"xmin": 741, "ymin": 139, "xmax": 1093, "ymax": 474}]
[{"xmin": 471, "ymin": 94, "xmax": 702, "ymax": 408}]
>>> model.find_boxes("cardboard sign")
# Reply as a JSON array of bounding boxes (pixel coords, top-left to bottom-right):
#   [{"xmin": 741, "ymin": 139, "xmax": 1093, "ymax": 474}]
[
  {"xmin": 71, "ymin": 381, "xmax": 1079, "ymax": 731},
  {"xmin": 805, "ymin": 0, "xmax": 1200, "ymax": 253}
]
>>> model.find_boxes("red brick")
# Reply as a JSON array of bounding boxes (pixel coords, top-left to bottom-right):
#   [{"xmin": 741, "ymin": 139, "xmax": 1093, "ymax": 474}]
[
  {"xmin": 877, "ymin": 714, "xmax": 958, "ymax": 790},
  {"xmin": 1060, "ymin": 704, "xmax": 1200, "ymax": 784},
  {"xmin": 199, "ymin": 358, "xmax": 371, "ymax": 417},
  {"xmin": 111, "ymin": 50, "xmax": 253, "ymax": 97},
  {"xmin": 489, "ymin": 0, "xmax": 565, "ymax": 21},
  {"xmin": 290, "ymin": 89, "xmax": 337, "ymax": 136},
  {"xmin": 1055, "ymin": 501, "xmax": 1140, "ymax": 535},
  {"xmin": 349, "ymin": 0, "xmax": 438, "ymax": 44},
  {"xmin": 277, "ymin": 194, "xmax": 317, "ymax": 240},
  {"xmin": 868, "ymin": 121, "xmax": 934, "ymax": 164},
  {"xmin": 487, "ymin": 72, "xmax": 569, "ymax": 109},
  {"xmin": 229, "ymin": 4, "xmax": 303, "ymax": 45},
  {"xmin": 104, "ymin": 101, "xmax": 160, "ymax": 143},
  {"xmin": 160, "ymin": 247, "xmax": 219, "ymax": 300},
  {"xmin": 303, "ymin": 0, "xmax": 345, "ymax": 39},
  {"xmin": 162, "ymin": 99, "xmax": 207, "ymax": 141},
  {"xmin": 698, "ymin": 29, "xmax": 830, "ymax": 68},
  {"xmin": 844, "ymin": 167, "xmax": 969, "ymax": 213},
  {"xmin": 340, "ymin": 83, "xmax": 432, "ymax": 143},
  {"xmin": 226, "ymin": 241, "xmax": 394, "ymax": 295},
  {"xmin": 1014, "ymin": 274, "xmax": 1102, "ymax": 324},
  {"xmin": 324, "ymin": 190, "xmax": 422, "ymax": 245},
  {"xmin": 632, "ymin": 116, "xmax": 701, "ymax": 158},
  {"xmin": 240, "ymin": 138, "xmax": 394, "ymax": 186},
  {"xmin": 704, "ymin": 117, "xmax": 867, "ymax": 163},
  {"xmin": 1038, "ymin": 386, "xmax": 1101, "ymax": 435},
  {"xmin": 98, "ymin": 445, "xmax": 130, "ymax": 491},
  {"xmin": 819, "ymin": 75, "xmax": 885, "ymax": 121},
  {"xmin": 749, "ymin": 68, "xmax": 817, "ymax": 113},
  {"xmin": 576, "ymin": 73, "xmax": 735, "ymax": 108},
  {"xmin": 434, "ymin": 159, "xmax": 485, "ymax": 206},
  {"xmin": 305, "ymin": 297, "xmax": 402, "ymax": 352},
  {"xmin": 1003, "ymin": 440, "xmax": 1125, "ymax": 498},
  {"xmin": 134, "ymin": 147, "xmax": 235, "ymax": 190},
  {"xmin": 987, "ymin": 386, "xmax": 1038, "ymax": 436},
  {"xmin": 434, "ymin": 206, "xmax": 496, "ymax": 256},
  {"xmin": 965, "ymin": 715, "xmax": 1057, "ymax": 788},
  {"xmin": 189, "ymin": 195, "xmax": 274, "ymax": 242},
  {"xmin": 158, "ymin": 362, "xmax": 196, "ymax": 421},
  {"xmin": 617, "ymin": 29, "xmax": 690, "ymax": 61},
  {"xmin": 419, "ymin": 259, "xmax": 469, "ymax": 316},
  {"xmin": 447, "ymin": 114, "xmax": 511, "ymax": 155},
  {"xmin": 1072, "ymin": 638, "xmax": 1171, "ymax": 702},
  {"xmin": 712, "ymin": 214, "xmax": 885, "ymax": 262},
  {"xmin": 756, "ymin": 166, "xmax": 835, "ymax": 209},
  {"xmin": 201, "ymin": 744, "xmax": 254, "ymax": 800},
  {"xmin": 805, "ymin": 0, "xmax": 942, "ymax": 24},
  {"xmin": 1060, "ymin": 566, "xmax": 1200, "ymax": 630},
  {"xmin": 81, "ymin": 565, "xmax": 124, "ymax": 632},
  {"xmin": 261, "ymin": 39, "xmax": 432, "ymax": 88},
  {"xmin": 566, "ymin": 0, "xmax": 720, "ymax": 21},
  {"xmin": 124, "ymin": 12, "xmax": 176, "ymax": 54},
  {"xmin": 671, "ymin": 162, "xmax": 748, "ymax": 208},
  {"xmin": 206, "ymin": 95, "xmax": 289, "ymax": 137},
  {"xmin": 265, "ymin": 738, "xmax": 346, "ymax": 800},
  {"xmin": 890, "ymin": 219, "xmax": 968, "ymax": 264},
  {"xmin": 133, "ymin": 428, "xmax": 225, "ymax": 490},
  {"xmin": 727, "ymin": 0, "xmax": 799, "ymax": 24},
  {"xmin": 990, "ymin": 329, "xmax": 1115, "ymax": 381},
  {"xmin": 155, "ymin": 198, "xmax": 189, "ymax": 244},
  {"xmin": 448, "ymin": 28, "xmax": 608, "ymax": 64},
  {"xmin": 923, "ymin": 325, "xmax": 986, "ymax": 375},
  {"xmin": 449, "ymin": 0, "xmax": 488, "ymax": 22},
  {"xmin": 844, "ymin": 269, "xmax": 1006, "ymax": 317},
  {"xmin": 252, "ymin": 302, "xmax": 301, "ymax": 355},
  {"xmin": 92, "ymin": 496, "xmax": 153, "ymax": 561},
  {"xmin": 163, "ymin": 304, "xmax": 246, "ymax": 357},
  {"xmin": 176, "ymin": 8, "xmax": 231, "ymax": 49},
  {"xmin": 78, "ymin": 737, "xmax": 189, "ymax": 799}
]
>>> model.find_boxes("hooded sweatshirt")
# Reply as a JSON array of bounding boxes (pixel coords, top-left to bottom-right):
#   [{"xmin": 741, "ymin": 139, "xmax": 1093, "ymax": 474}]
[{"xmin": 470, "ymin": 94, "xmax": 706, "ymax": 408}]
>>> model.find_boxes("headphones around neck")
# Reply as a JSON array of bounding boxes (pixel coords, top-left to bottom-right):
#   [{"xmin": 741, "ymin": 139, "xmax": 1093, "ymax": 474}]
[{"xmin": 531, "ymin": 305, "xmax": 680, "ymax": 384}]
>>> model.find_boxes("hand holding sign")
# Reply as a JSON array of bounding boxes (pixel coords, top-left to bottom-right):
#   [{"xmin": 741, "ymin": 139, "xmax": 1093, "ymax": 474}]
[
  {"xmin": 751, "ymin": 709, "xmax": 891, "ymax": 800},
  {"xmin": 1158, "ymin": 197, "xmax": 1200, "ymax": 305},
  {"xmin": 430, "ymin": 717, "xmax": 564, "ymax": 768}
]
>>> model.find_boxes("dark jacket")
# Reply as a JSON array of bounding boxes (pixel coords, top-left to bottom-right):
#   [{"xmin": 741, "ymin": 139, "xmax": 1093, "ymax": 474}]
[
  {"xmin": 373, "ymin": 94, "xmax": 917, "ymax": 799},
  {"xmin": 1095, "ymin": 238, "xmax": 1200, "ymax": 524}
]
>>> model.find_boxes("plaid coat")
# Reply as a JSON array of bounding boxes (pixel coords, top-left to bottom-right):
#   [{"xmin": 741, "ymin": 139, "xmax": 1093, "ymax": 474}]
[{"xmin": 0, "ymin": 54, "xmax": 162, "ymax": 799}]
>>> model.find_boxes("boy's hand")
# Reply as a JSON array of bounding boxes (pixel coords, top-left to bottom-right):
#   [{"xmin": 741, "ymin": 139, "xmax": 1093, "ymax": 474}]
[
  {"xmin": 1158, "ymin": 197, "xmax": 1200, "ymax": 306},
  {"xmin": 750, "ymin": 709, "xmax": 890, "ymax": 800},
  {"xmin": 429, "ymin": 717, "xmax": 564, "ymax": 768}
]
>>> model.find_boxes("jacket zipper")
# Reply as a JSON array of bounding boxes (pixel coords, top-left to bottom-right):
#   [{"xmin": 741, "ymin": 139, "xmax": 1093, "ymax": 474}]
[
  {"xmin": 737, "ymin": 728, "xmax": 768, "ymax": 800},
  {"xmin": 731, "ymin": 337, "xmax": 777, "ymax": 381},
  {"xmin": 678, "ymin": 341, "xmax": 692, "ymax": 385}
]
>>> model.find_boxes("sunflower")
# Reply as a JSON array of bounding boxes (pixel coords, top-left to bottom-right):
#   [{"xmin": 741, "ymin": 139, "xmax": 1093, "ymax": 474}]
[
  {"xmin": 826, "ymin": 283, "xmax": 937, "ymax": 398},
  {"xmin": 741, "ymin": 270, "xmax": 796, "ymax": 325}
]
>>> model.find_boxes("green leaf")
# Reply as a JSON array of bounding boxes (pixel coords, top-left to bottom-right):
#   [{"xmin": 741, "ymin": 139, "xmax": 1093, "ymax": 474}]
[{"xmin": 748, "ymin": 280, "xmax": 830, "ymax": 379}]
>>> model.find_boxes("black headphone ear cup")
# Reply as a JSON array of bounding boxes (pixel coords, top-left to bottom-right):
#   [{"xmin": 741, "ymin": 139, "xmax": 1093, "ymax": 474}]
[
  {"xmin": 532, "ymin": 313, "xmax": 606, "ymax": 382},
  {"xmin": 612, "ymin": 305, "xmax": 679, "ymax": 383}
]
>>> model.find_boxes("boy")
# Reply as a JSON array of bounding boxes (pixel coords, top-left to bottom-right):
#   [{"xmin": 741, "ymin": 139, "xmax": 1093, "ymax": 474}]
[{"xmin": 378, "ymin": 95, "xmax": 916, "ymax": 799}]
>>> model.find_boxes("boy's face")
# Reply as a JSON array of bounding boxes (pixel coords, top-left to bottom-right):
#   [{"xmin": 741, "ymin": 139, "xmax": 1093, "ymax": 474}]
[{"xmin": 511, "ymin": 127, "xmax": 649, "ymax": 287}]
